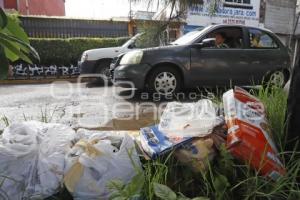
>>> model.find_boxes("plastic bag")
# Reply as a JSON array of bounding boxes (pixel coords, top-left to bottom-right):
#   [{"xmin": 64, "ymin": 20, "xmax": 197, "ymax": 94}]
[
  {"xmin": 223, "ymin": 87, "xmax": 285, "ymax": 180},
  {"xmin": 64, "ymin": 129, "xmax": 141, "ymax": 200},
  {"xmin": 159, "ymin": 99, "xmax": 223, "ymax": 137},
  {"xmin": 0, "ymin": 121, "xmax": 76, "ymax": 200}
]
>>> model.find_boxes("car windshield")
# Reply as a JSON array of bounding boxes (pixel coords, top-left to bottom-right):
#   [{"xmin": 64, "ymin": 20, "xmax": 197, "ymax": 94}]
[
  {"xmin": 171, "ymin": 26, "xmax": 211, "ymax": 45},
  {"xmin": 122, "ymin": 33, "xmax": 142, "ymax": 48}
]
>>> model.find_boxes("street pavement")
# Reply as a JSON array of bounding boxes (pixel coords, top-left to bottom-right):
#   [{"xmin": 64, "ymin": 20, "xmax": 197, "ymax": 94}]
[
  {"xmin": 0, "ymin": 83, "xmax": 133, "ymax": 130},
  {"xmin": 0, "ymin": 82, "xmax": 219, "ymax": 131}
]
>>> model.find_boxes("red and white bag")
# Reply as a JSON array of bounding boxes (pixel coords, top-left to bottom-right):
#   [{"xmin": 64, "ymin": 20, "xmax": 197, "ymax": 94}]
[{"xmin": 223, "ymin": 87, "xmax": 285, "ymax": 180}]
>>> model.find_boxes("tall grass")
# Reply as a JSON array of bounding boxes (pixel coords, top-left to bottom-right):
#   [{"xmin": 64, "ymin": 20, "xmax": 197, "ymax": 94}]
[{"xmin": 253, "ymin": 86, "xmax": 288, "ymax": 152}]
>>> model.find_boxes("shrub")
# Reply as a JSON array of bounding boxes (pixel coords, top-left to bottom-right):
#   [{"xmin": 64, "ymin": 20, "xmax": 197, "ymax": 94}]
[{"xmin": 29, "ymin": 37, "xmax": 129, "ymax": 66}]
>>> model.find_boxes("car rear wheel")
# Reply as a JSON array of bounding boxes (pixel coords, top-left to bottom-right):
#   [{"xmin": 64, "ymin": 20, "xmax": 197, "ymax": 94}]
[
  {"xmin": 265, "ymin": 70, "xmax": 288, "ymax": 88},
  {"xmin": 147, "ymin": 66, "xmax": 182, "ymax": 95}
]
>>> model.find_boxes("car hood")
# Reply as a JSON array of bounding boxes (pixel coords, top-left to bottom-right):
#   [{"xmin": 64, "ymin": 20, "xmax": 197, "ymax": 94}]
[
  {"xmin": 140, "ymin": 45, "xmax": 187, "ymax": 58},
  {"xmin": 142, "ymin": 45, "xmax": 180, "ymax": 52},
  {"xmin": 84, "ymin": 47, "xmax": 124, "ymax": 60},
  {"xmin": 85, "ymin": 46, "xmax": 123, "ymax": 55}
]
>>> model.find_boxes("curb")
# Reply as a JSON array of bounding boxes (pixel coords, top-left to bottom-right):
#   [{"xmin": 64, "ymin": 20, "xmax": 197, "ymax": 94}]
[{"xmin": 0, "ymin": 78, "xmax": 82, "ymax": 85}]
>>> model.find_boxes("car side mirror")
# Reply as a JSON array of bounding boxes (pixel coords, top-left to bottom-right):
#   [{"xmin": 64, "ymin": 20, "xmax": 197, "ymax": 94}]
[
  {"xmin": 128, "ymin": 44, "xmax": 134, "ymax": 49},
  {"xmin": 193, "ymin": 38, "xmax": 216, "ymax": 48},
  {"xmin": 191, "ymin": 43, "xmax": 204, "ymax": 48},
  {"xmin": 128, "ymin": 41, "xmax": 137, "ymax": 49}
]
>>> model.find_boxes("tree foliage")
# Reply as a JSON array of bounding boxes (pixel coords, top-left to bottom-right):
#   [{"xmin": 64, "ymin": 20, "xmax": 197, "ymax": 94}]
[
  {"xmin": 0, "ymin": 8, "xmax": 39, "ymax": 79},
  {"xmin": 131, "ymin": 0, "xmax": 219, "ymax": 47}
]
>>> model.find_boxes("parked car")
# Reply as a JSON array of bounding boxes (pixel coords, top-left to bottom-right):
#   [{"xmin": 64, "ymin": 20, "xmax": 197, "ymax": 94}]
[
  {"xmin": 110, "ymin": 53, "xmax": 125, "ymax": 80},
  {"xmin": 113, "ymin": 24, "xmax": 291, "ymax": 95},
  {"xmin": 79, "ymin": 33, "xmax": 142, "ymax": 81}
]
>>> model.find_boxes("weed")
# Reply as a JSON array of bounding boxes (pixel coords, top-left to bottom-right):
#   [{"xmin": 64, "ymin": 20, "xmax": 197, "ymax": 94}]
[{"xmin": 1, "ymin": 115, "xmax": 9, "ymax": 127}]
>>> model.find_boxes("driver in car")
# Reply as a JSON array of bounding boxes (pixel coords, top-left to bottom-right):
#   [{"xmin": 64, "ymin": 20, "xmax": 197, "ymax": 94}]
[{"xmin": 215, "ymin": 32, "xmax": 229, "ymax": 48}]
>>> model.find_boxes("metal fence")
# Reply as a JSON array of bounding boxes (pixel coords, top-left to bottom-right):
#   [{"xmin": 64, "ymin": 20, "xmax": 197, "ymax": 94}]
[{"xmin": 20, "ymin": 16, "xmax": 129, "ymax": 38}]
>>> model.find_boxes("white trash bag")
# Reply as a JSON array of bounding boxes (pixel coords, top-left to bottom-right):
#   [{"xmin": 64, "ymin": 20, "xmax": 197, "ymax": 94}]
[
  {"xmin": 159, "ymin": 99, "xmax": 224, "ymax": 137},
  {"xmin": 64, "ymin": 129, "xmax": 141, "ymax": 200},
  {"xmin": 0, "ymin": 121, "xmax": 76, "ymax": 200}
]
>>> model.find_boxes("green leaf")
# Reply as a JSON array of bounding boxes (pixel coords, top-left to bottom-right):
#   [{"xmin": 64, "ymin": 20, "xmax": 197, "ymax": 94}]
[
  {"xmin": 192, "ymin": 197, "xmax": 210, "ymax": 200},
  {"xmin": 213, "ymin": 174, "xmax": 230, "ymax": 200},
  {"xmin": 0, "ymin": 8, "xmax": 8, "ymax": 29},
  {"xmin": 0, "ymin": 37, "xmax": 32, "ymax": 63},
  {"xmin": 107, "ymin": 179, "xmax": 125, "ymax": 192},
  {"xmin": 153, "ymin": 182, "xmax": 177, "ymax": 200},
  {"xmin": 0, "ymin": 46, "xmax": 9, "ymax": 80},
  {"xmin": 109, "ymin": 191, "xmax": 126, "ymax": 200},
  {"xmin": 0, "ymin": 32, "xmax": 40, "ymax": 61},
  {"xmin": 3, "ymin": 15, "xmax": 29, "ymax": 43},
  {"xmin": 124, "ymin": 172, "xmax": 145, "ymax": 196}
]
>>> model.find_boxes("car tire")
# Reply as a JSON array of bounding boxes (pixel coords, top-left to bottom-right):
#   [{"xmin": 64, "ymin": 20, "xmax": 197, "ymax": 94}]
[
  {"xmin": 264, "ymin": 69, "xmax": 289, "ymax": 88},
  {"xmin": 147, "ymin": 66, "xmax": 182, "ymax": 96},
  {"xmin": 93, "ymin": 59, "xmax": 112, "ymax": 85}
]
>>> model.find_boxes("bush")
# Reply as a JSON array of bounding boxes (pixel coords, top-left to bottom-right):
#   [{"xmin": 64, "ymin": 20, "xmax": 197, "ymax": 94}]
[{"xmin": 29, "ymin": 37, "xmax": 129, "ymax": 66}]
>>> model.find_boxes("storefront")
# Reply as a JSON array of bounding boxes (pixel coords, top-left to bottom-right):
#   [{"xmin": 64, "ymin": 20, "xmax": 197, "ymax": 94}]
[{"xmin": 184, "ymin": 0, "xmax": 261, "ymax": 32}]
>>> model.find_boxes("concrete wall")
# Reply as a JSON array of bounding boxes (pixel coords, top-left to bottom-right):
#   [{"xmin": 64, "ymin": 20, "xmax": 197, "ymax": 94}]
[
  {"xmin": 18, "ymin": 0, "xmax": 65, "ymax": 16},
  {"xmin": 264, "ymin": 0, "xmax": 296, "ymax": 35}
]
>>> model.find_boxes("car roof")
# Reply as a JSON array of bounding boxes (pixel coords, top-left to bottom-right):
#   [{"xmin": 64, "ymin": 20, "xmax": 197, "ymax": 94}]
[{"xmin": 209, "ymin": 24, "xmax": 274, "ymax": 34}]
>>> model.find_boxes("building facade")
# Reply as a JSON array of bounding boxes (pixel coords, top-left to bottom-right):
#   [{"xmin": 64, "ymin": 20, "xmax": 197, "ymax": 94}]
[
  {"xmin": 1, "ymin": 0, "xmax": 65, "ymax": 16},
  {"xmin": 187, "ymin": 0, "xmax": 261, "ymax": 27},
  {"xmin": 264, "ymin": 0, "xmax": 296, "ymax": 40},
  {"xmin": 0, "ymin": 0, "xmax": 4, "ymax": 8},
  {"xmin": 263, "ymin": 0, "xmax": 298, "ymax": 66}
]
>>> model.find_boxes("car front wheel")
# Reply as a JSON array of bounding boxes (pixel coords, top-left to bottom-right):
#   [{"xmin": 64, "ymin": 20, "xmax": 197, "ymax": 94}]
[
  {"xmin": 147, "ymin": 66, "xmax": 182, "ymax": 95},
  {"xmin": 93, "ymin": 59, "xmax": 112, "ymax": 85}
]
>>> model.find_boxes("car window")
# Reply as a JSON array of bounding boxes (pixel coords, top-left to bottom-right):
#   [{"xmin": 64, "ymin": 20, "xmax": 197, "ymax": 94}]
[
  {"xmin": 200, "ymin": 27, "xmax": 244, "ymax": 49},
  {"xmin": 171, "ymin": 26, "xmax": 211, "ymax": 45},
  {"xmin": 248, "ymin": 28, "xmax": 279, "ymax": 49}
]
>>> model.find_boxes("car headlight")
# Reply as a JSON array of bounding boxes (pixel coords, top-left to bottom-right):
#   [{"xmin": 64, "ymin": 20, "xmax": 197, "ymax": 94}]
[
  {"xmin": 120, "ymin": 50, "xmax": 143, "ymax": 65},
  {"xmin": 81, "ymin": 52, "xmax": 88, "ymax": 62}
]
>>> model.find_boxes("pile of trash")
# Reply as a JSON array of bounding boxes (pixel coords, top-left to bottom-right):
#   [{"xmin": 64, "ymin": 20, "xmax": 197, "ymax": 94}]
[
  {"xmin": 0, "ymin": 123, "xmax": 141, "ymax": 199},
  {"xmin": 0, "ymin": 121, "xmax": 76, "ymax": 199},
  {"xmin": 0, "ymin": 87, "xmax": 285, "ymax": 199}
]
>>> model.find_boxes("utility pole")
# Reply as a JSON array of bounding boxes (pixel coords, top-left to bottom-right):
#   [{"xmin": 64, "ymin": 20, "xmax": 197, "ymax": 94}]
[{"xmin": 129, "ymin": 0, "xmax": 132, "ymax": 20}]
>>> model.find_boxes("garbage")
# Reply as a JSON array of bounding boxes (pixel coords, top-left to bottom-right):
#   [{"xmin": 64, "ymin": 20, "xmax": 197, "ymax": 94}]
[
  {"xmin": 0, "ymin": 121, "xmax": 76, "ymax": 200},
  {"xmin": 175, "ymin": 138, "xmax": 215, "ymax": 172},
  {"xmin": 223, "ymin": 86, "xmax": 285, "ymax": 180},
  {"xmin": 174, "ymin": 122, "xmax": 227, "ymax": 172},
  {"xmin": 159, "ymin": 99, "xmax": 224, "ymax": 137},
  {"xmin": 64, "ymin": 129, "xmax": 142, "ymax": 200},
  {"xmin": 139, "ymin": 125, "xmax": 193, "ymax": 159}
]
